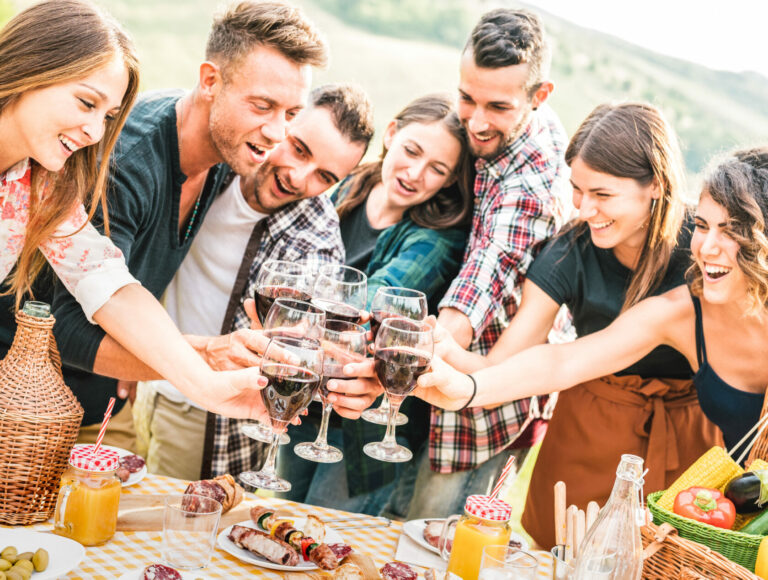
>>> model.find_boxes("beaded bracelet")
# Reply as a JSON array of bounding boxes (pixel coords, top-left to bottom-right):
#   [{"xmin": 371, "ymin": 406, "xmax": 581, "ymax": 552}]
[{"xmin": 458, "ymin": 373, "xmax": 477, "ymax": 411}]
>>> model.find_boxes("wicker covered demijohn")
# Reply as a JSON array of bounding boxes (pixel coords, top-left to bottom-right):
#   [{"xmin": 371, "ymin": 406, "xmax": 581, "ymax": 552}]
[{"xmin": 0, "ymin": 301, "xmax": 83, "ymax": 524}]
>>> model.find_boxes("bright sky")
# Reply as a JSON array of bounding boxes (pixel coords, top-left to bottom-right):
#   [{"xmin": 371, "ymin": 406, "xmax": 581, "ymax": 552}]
[{"xmin": 527, "ymin": 0, "xmax": 768, "ymax": 79}]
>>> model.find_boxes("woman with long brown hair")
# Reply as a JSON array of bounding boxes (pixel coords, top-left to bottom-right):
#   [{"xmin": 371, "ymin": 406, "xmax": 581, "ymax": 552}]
[{"xmin": 0, "ymin": 0, "xmax": 267, "ymax": 421}]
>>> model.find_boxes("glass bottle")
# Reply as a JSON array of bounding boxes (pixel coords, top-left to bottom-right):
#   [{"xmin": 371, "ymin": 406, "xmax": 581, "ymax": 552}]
[{"xmin": 572, "ymin": 454, "xmax": 645, "ymax": 580}]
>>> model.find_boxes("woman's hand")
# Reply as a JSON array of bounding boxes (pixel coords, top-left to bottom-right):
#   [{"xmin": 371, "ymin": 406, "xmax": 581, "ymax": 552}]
[
  {"xmin": 202, "ymin": 367, "xmax": 272, "ymax": 421},
  {"xmin": 414, "ymin": 355, "xmax": 475, "ymax": 411},
  {"xmin": 324, "ymin": 358, "xmax": 382, "ymax": 419},
  {"xmin": 427, "ymin": 315, "xmax": 462, "ymax": 362},
  {"xmin": 185, "ymin": 329, "xmax": 268, "ymax": 371}
]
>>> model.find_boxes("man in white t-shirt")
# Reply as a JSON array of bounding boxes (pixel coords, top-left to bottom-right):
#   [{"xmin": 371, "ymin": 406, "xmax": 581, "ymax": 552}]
[{"xmin": 142, "ymin": 84, "xmax": 375, "ymax": 480}]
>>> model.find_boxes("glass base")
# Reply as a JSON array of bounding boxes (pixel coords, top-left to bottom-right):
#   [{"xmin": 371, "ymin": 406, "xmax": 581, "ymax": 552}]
[
  {"xmin": 294, "ymin": 441, "xmax": 343, "ymax": 463},
  {"xmin": 363, "ymin": 441, "xmax": 412, "ymax": 463},
  {"xmin": 360, "ymin": 407, "xmax": 408, "ymax": 426},
  {"xmin": 240, "ymin": 422, "xmax": 290, "ymax": 445},
  {"xmin": 239, "ymin": 470, "xmax": 291, "ymax": 492}
]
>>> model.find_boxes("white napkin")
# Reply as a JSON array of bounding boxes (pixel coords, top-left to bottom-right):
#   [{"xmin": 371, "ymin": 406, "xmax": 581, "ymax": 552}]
[{"xmin": 395, "ymin": 533, "xmax": 447, "ymax": 570}]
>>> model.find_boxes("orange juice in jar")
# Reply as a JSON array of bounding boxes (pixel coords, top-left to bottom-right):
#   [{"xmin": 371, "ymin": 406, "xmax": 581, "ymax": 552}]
[
  {"xmin": 54, "ymin": 444, "xmax": 122, "ymax": 546},
  {"xmin": 441, "ymin": 495, "xmax": 512, "ymax": 580}
]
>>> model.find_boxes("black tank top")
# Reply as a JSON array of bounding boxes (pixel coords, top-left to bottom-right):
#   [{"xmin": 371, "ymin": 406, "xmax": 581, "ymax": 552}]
[{"xmin": 692, "ymin": 295, "xmax": 763, "ymax": 459}]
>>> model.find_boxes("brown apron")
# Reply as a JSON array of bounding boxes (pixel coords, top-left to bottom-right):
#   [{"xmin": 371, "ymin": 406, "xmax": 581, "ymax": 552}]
[{"xmin": 521, "ymin": 374, "xmax": 723, "ymax": 549}]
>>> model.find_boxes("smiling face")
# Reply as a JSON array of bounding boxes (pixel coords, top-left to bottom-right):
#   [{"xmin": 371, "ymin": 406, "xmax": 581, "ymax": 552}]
[
  {"xmin": 4, "ymin": 55, "xmax": 128, "ymax": 172},
  {"xmin": 242, "ymin": 106, "xmax": 366, "ymax": 214},
  {"xmin": 208, "ymin": 45, "xmax": 311, "ymax": 176},
  {"xmin": 380, "ymin": 120, "xmax": 461, "ymax": 212},
  {"xmin": 570, "ymin": 156, "xmax": 660, "ymax": 268},
  {"xmin": 691, "ymin": 192, "xmax": 748, "ymax": 304}
]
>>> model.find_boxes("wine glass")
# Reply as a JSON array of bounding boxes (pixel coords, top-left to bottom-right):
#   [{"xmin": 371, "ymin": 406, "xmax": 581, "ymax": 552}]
[
  {"xmin": 362, "ymin": 287, "xmax": 428, "ymax": 426},
  {"xmin": 363, "ymin": 317, "xmax": 433, "ymax": 463},
  {"xmin": 253, "ymin": 260, "xmax": 313, "ymax": 325},
  {"xmin": 242, "ymin": 298, "xmax": 326, "ymax": 445},
  {"xmin": 294, "ymin": 320, "xmax": 368, "ymax": 463},
  {"xmin": 311, "ymin": 264, "xmax": 367, "ymax": 325},
  {"xmin": 239, "ymin": 336, "xmax": 324, "ymax": 492}
]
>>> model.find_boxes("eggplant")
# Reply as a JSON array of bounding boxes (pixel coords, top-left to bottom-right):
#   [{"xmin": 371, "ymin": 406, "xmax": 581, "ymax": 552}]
[{"xmin": 725, "ymin": 470, "xmax": 768, "ymax": 514}]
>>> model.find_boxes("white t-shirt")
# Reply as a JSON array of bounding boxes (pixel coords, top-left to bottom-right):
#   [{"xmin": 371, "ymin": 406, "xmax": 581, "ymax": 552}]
[{"xmin": 154, "ymin": 176, "xmax": 266, "ymax": 405}]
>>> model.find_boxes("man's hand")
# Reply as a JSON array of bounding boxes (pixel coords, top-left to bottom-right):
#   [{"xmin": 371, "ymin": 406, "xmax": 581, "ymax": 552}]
[
  {"xmin": 117, "ymin": 380, "xmax": 138, "ymax": 404},
  {"xmin": 324, "ymin": 358, "xmax": 382, "ymax": 419},
  {"xmin": 436, "ymin": 307, "xmax": 474, "ymax": 349},
  {"xmin": 414, "ymin": 355, "xmax": 475, "ymax": 411},
  {"xmin": 186, "ymin": 329, "xmax": 269, "ymax": 371}
]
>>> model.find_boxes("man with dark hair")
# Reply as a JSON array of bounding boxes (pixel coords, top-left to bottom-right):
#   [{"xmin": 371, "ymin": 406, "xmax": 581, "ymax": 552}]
[
  {"xmin": 144, "ymin": 84, "xmax": 376, "ymax": 480},
  {"xmin": 44, "ymin": 0, "xmax": 330, "ymax": 449},
  {"xmin": 404, "ymin": 8, "xmax": 572, "ymax": 518}
]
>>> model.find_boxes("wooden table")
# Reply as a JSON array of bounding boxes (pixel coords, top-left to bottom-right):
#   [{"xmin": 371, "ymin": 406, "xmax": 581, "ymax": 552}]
[{"xmin": 6, "ymin": 472, "xmax": 555, "ymax": 578}]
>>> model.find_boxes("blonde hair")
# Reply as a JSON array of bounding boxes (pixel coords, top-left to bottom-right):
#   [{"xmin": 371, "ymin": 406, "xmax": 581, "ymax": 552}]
[
  {"xmin": 0, "ymin": 0, "xmax": 140, "ymax": 307},
  {"xmin": 688, "ymin": 147, "xmax": 768, "ymax": 315},
  {"xmin": 565, "ymin": 103, "xmax": 687, "ymax": 311}
]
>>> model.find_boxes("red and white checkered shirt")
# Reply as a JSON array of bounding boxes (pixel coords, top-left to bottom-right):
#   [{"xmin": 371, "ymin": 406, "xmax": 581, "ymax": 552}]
[{"xmin": 433, "ymin": 105, "xmax": 572, "ymax": 472}]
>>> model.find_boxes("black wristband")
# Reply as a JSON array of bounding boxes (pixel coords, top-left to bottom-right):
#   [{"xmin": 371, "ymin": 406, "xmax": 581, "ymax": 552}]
[{"xmin": 458, "ymin": 373, "xmax": 477, "ymax": 411}]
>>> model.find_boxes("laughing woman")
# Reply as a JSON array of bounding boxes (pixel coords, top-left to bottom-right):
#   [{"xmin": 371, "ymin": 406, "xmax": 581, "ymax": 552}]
[{"xmin": 0, "ymin": 0, "xmax": 265, "ymax": 420}]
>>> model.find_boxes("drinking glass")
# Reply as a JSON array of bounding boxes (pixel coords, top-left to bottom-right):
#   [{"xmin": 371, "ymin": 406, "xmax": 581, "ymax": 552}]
[
  {"xmin": 253, "ymin": 260, "xmax": 313, "ymax": 325},
  {"xmin": 294, "ymin": 320, "xmax": 368, "ymax": 463},
  {"xmin": 242, "ymin": 299, "xmax": 326, "ymax": 445},
  {"xmin": 363, "ymin": 317, "xmax": 432, "ymax": 463},
  {"xmin": 479, "ymin": 545, "xmax": 539, "ymax": 580},
  {"xmin": 362, "ymin": 287, "xmax": 428, "ymax": 426},
  {"xmin": 240, "ymin": 336, "xmax": 324, "ymax": 491},
  {"xmin": 162, "ymin": 494, "xmax": 222, "ymax": 570},
  {"xmin": 311, "ymin": 264, "xmax": 367, "ymax": 325}
]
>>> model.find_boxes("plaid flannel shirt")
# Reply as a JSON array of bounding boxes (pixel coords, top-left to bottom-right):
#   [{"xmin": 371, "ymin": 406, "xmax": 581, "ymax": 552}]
[
  {"xmin": 433, "ymin": 105, "xmax": 571, "ymax": 472},
  {"xmin": 205, "ymin": 191, "xmax": 345, "ymax": 479}
]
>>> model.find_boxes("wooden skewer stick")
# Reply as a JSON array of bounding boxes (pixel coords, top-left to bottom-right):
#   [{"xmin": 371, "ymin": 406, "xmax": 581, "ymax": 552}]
[
  {"xmin": 554, "ymin": 481, "xmax": 567, "ymax": 547},
  {"xmin": 565, "ymin": 504, "xmax": 578, "ymax": 562},
  {"xmin": 575, "ymin": 508, "xmax": 586, "ymax": 559},
  {"xmin": 586, "ymin": 500, "xmax": 600, "ymax": 532}
]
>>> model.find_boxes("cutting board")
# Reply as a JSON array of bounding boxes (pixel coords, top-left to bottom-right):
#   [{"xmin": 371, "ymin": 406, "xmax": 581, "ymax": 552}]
[{"xmin": 117, "ymin": 495, "xmax": 270, "ymax": 531}]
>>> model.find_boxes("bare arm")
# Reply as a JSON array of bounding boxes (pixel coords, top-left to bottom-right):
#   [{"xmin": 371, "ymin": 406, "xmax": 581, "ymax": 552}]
[{"xmin": 436, "ymin": 307, "xmax": 474, "ymax": 349}]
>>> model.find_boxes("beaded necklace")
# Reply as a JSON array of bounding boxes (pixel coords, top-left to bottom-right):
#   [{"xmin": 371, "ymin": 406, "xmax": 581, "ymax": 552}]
[{"xmin": 179, "ymin": 96, "xmax": 203, "ymax": 243}]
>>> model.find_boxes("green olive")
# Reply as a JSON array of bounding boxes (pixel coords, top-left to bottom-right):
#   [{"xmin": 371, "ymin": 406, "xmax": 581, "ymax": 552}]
[
  {"xmin": 31, "ymin": 549, "xmax": 48, "ymax": 573},
  {"xmin": 0, "ymin": 560, "xmax": 10, "ymax": 571}
]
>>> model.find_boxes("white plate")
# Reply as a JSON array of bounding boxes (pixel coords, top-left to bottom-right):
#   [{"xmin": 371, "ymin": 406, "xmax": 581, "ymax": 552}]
[
  {"xmin": 402, "ymin": 518, "xmax": 529, "ymax": 556},
  {"xmin": 217, "ymin": 518, "xmax": 344, "ymax": 572},
  {"xmin": 117, "ymin": 567, "xmax": 211, "ymax": 580},
  {"xmin": 103, "ymin": 445, "xmax": 147, "ymax": 487},
  {"xmin": 0, "ymin": 529, "xmax": 85, "ymax": 580}
]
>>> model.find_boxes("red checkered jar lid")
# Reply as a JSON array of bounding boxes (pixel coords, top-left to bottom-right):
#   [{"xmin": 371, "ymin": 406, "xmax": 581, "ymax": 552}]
[
  {"xmin": 463, "ymin": 494, "xmax": 512, "ymax": 521},
  {"xmin": 69, "ymin": 444, "xmax": 119, "ymax": 472}
]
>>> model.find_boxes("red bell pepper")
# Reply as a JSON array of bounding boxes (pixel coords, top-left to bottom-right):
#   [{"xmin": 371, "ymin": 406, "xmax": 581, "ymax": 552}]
[{"xmin": 674, "ymin": 486, "xmax": 736, "ymax": 529}]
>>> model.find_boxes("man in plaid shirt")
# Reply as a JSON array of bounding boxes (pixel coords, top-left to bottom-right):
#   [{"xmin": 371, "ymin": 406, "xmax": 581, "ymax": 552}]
[{"xmin": 402, "ymin": 9, "xmax": 572, "ymax": 518}]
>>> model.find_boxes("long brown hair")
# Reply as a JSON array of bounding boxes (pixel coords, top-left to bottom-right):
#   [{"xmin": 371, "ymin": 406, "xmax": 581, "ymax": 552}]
[
  {"xmin": 565, "ymin": 102, "xmax": 687, "ymax": 311},
  {"xmin": 0, "ymin": 0, "xmax": 140, "ymax": 306},
  {"xmin": 336, "ymin": 93, "xmax": 473, "ymax": 230}
]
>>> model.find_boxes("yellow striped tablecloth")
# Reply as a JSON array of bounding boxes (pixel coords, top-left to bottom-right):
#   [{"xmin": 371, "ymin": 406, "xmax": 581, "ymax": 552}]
[{"xmin": 5, "ymin": 473, "xmax": 555, "ymax": 578}]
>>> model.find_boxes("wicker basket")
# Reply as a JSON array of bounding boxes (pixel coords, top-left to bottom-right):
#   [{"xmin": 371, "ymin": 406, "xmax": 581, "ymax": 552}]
[{"xmin": 0, "ymin": 308, "xmax": 84, "ymax": 524}]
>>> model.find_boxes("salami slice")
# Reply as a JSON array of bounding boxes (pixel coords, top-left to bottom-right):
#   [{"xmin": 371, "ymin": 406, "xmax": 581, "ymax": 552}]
[
  {"xmin": 119, "ymin": 454, "xmax": 146, "ymax": 473},
  {"xmin": 184, "ymin": 479, "xmax": 227, "ymax": 511},
  {"xmin": 141, "ymin": 564, "xmax": 183, "ymax": 580},
  {"xmin": 381, "ymin": 562, "xmax": 418, "ymax": 580},
  {"xmin": 116, "ymin": 465, "xmax": 131, "ymax": 483},
  {"xmin": 328, "ymin": 543, "xmax": 353, "ymax": 560}
]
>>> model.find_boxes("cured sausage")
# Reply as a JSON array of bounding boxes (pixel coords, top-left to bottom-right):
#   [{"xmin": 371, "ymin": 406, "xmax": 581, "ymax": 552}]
[
  {"xmin": 119, "ymin": 454, "xmax": 146, "ymax": 473},
  {"xmin": 141, "ymin": 564, "xmax": 182, "ymax": 580},
  {"xmin": 381, "ymin": 562, "xmax": 418, "ymax": 580}
]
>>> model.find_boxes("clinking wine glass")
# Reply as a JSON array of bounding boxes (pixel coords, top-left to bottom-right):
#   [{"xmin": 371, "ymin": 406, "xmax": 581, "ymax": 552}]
[
  {"xmin": 362, "ymin": 287, "xmax": 428, "ymax": 426},
  {"xmin": 294, "ymin": 319, "xmax": 368, "ymax": 463},
  {"xmin": 242, "ymin": 298, "xmax": 326, "ymax": 445},
  {"xmin": 311, "ymin": 264, "xmax": 367, "ymax": 325},
  {"xmin": 253, "ymin": 260, "xmax": 313, "ymax": 325},
  {"xmin": 239, "ymin": 336, "xmax": 324, "ymax": 492},
  {"xmin": 363, "ymin": 317, "xmax": 433, "ymax": 463}
]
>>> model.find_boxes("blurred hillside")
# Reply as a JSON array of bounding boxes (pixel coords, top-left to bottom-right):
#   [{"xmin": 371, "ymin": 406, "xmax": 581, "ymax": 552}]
[{"xmin": 6, "ymin": 0, "xmax": 768, "ymax": 185}]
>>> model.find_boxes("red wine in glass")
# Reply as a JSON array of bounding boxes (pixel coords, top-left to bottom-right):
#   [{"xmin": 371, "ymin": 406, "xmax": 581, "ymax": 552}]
[
  {"xmin": 318, "ymin": 362, "xmax": 345, "ymax": 401},
  {"xmin": 260, "ymin": 362, "xmax": 321, "ymax": 431},
  {"xmin": 256, "ymin": 286, "xmax": 312, "ymax": 325},
  {"xmin": 374, "ymin": 347, "xmax": 431, "ymax": 400},
  {"xmin": 370, "ymin": 310, "xmax": 409, "ymax": 342},
  {"xmin": 312, "ymin": 298, "xmax": 363, "ymax": 325}
]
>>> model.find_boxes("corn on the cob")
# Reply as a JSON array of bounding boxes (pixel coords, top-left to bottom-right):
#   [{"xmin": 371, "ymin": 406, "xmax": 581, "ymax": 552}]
[{"xmin": 657, "ymin": 446, "xmax": 743, "ymax": 510}]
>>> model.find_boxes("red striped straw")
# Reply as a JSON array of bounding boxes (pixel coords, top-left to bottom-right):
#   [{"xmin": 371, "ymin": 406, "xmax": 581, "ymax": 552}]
[
  {"xmin": 92, "ymin": 397, "xmax": 116, "ymax": 455},
  {"xmin": 488, "ymin": 455, "xmax": 516, "ymax": 501}
]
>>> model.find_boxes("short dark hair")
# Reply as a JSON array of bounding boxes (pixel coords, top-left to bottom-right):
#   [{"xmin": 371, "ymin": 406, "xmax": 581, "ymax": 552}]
[
  {"xmin": 206, "ymin": 0, "xmax": 327, "ymax": 76},
  {"xmin": 465, "ymin": 8, "xmax": 550, "ymax": 90},
  {"xmin": 309, "ymin": 84, "xmax": 374, "ymax": 151}
]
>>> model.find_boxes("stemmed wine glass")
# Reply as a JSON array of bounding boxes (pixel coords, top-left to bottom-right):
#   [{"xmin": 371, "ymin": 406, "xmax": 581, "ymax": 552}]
[
  {"xmin": 362, "ymin": 287, "xmax": 428, "ymax": 426},
  {"xmin": 241, "ymin": 298, "xmax": 326, "ymax": 445},
  {"xmin": 311, "ymin": 264, "xmax": 367, "ymax": 325},
  {"xmin": 253, "ymin": 260, "xmax": 313, "ymax": 325},
  {"xmin": 364, "ymin": 317, "xmax": 433, "ymax": 463},
  {"xmin": 240, "ymin": 336, "xmax": 324, "ymax": 492},
  {"xmin": 294, "ymin": 320, "xmax": 368, "ymax": 463}
]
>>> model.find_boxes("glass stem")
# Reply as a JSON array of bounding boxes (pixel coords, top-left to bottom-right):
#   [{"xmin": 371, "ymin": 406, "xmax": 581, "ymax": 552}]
[
  {"xmin": 261, "ymin": 431, "xmax": 281, "ymax": 475},
  {"xmin": 383, "ymin": 395, "xmax": 402, "ymax": 447},
  {"xmin": 378, "ymin": 395, "xmax": 391, "ymax": 412},
  {"xmin": 314, "ymin": 402, "xmax": 332, "ymax": 449}
]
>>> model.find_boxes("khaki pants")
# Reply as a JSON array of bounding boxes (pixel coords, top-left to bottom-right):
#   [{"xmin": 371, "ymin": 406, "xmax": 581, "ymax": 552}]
[
  {"xmin": 78, "ymin": 400, "xmax": 138, "ymax": 453},
  {"xmin": 146, "ymin": 392, "xmax": 207, "ymax": 481}
]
